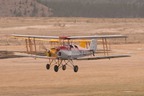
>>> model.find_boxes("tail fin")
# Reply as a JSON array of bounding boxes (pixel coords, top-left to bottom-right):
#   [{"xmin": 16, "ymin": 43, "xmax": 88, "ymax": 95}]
[{"xmin": 89, "ymin": 39, "xmax": 97, "ymax": 52}]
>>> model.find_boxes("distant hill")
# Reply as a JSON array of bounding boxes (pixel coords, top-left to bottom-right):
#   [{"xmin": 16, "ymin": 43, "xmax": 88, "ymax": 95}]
[
  {"xmin": 37, "ymin": 0, "xmax": 144, "ymax": 18},
  {"xmin": 0, "ymin": 0, "xmax": 52, "ymax": 17},
  {"xmin": 1, "ymin": 0, "xmax": 144, "ymax": 17}
]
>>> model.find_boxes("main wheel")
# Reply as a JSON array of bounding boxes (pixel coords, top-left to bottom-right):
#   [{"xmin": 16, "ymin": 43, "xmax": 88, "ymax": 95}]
[
  {"xmin": 46, "ymin": 64, "xmax": 50, "ymax": 70},
  {"xmin": 54, "ymin": 65, "xmax": 59, "ymax": 72},
  {"xmin": 62, "ymin": 65, "xmax": 66, "ymax": 71},
  {"xmin": 74, "ymin": 65, "xmax": 79, "ymax": 72}
]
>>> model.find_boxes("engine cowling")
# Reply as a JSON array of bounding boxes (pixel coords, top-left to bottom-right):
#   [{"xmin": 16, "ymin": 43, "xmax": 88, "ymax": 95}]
[{"xmin": 46, "ymin": 48, "xmax": 57, "ymax": 57}]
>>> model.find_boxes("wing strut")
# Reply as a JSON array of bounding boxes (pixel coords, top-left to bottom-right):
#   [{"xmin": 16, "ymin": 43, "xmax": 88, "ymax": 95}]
[
  {"xmin": 25, "ymin": 38, "xmax": 37, "ymax": 54},
  {"xmin": 25, "ymin": 39, "xmax": 29, "ymax": 53},
  {"xmin": 28, "ymin": 38, "xmax": 33, "ymax": 54},
  {"xmin": 102, "ymin": 38, "xmax": 110, "ymax": 56},
  {"xmin": 33, "ymin": 38, "xmax": 37, "ymax": 53}
]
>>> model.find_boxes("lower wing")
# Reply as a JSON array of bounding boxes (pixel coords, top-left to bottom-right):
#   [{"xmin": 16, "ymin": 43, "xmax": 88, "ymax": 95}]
[
  {"xmin": 76, "ymin": 54, "xmax": 130, "ymax": 60},
  {"xmin": 14, "ymin": 52, "xmax": 57, "ymax": 59}
]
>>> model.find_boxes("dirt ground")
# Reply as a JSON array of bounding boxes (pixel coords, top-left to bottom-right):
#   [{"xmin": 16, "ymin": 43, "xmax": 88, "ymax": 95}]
[{"xmin": 0, "ymin": 18, "xmax": 144, "ymax": 96}]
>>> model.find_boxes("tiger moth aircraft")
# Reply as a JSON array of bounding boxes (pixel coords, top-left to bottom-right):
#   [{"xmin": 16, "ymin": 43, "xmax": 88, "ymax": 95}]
[{"xmin": 12, "ymin": 34, "xmax": 130, "ymax": 72}]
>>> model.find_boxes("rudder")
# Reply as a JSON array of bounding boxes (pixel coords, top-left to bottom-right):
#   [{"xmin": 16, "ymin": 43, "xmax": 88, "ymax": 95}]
[{"xmin": 89, "ymin": 39, "xmax": 97, "ymax": 52}]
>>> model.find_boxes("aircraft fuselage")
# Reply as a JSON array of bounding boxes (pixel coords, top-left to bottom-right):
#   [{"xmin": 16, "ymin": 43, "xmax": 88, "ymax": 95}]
[{"xmin": 57, "ymin": 45, "xmax": 93, "ymax": 59}]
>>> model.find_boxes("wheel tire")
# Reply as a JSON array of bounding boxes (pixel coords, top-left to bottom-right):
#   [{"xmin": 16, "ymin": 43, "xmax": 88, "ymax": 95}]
[
  {"xmin": 46, "ymin": 64, "xmax": 50, "ymax": 70},
  {"xmin": 62, "ymin": 65, "xmax": 66, "ymax": 71},
  {"xmin": 74, "ymin": 65, "xmax": 78, "ymax": 72},
  {"xmin": 54, "ymin": 65, "xmax": 59, "ymax": 72}
]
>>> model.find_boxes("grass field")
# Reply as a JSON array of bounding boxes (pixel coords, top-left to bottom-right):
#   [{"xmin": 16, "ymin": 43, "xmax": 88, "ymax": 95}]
[{"xmin": 0, "ymin": 18, "xmax": 144, "ymax": 96}]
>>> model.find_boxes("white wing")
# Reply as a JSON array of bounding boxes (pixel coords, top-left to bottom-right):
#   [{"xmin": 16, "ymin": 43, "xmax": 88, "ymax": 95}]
[
  {"xmin": 12, "ymin": 34, "xmax": 59, "ymax": 39},
  {"xmin": 14, "ymin": 52, "xmax": 57, "ymax": 59},
  {"xmin": 68, "ymin": 35, "xmax": 127, "ymax": 39},
  {"xmin": 76, "ymin": 54, "xmax": 130, "ymax": 60},
  {"xmin": 12, "ymin": 34, "xmax": 127, "ymax": 39}
]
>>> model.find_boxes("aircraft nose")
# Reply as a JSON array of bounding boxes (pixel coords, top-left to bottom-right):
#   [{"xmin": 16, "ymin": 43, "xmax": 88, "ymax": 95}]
[{"xmin": 57, "ymin": 51, "xmax": 69, "ymax": 59}]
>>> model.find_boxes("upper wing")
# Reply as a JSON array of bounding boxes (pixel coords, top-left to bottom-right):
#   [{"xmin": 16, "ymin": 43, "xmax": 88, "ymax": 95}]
[
  {"xmin": 67, "ymin": 35, "xmax": 127, "ymax": 39},
  {"xmin": 12, "ymin": 34, "xmax": 59, "ymax": 39},
  {"xmin": 76, "ymin": 54, "xmax": 130, "ymax": 60},
  {"xmin": 12, "ymin": 34, "xmax": 127, "ymax": 39}
]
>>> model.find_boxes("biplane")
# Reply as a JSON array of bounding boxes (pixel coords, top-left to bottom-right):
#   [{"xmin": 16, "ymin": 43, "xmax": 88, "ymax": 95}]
[{"xmin": 12, "ymin": 34, "xmax": 130, "ymax": 72}]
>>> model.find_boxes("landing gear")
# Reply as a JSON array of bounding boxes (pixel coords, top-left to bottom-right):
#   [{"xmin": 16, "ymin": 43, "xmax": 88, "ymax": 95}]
[
  {"xmin": 62, "ymin": 65, "xmax": 66, "ymax": 71},
  {"xmin": 46, "ymin": 59, "xmax": 79, "ymax": 72},
  {"xmin": 54, "ymin": 65, "xmax": 59, "ymax": 72},
  {"xmin": 74, "ymin": 65, "xmax": 79, "ymax": 72},
  {"xmin": 46, "ymin": 64, "xmax": 50, "ymax": 70}
]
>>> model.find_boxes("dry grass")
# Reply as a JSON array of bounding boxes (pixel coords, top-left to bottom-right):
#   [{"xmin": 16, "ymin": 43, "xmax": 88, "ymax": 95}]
[
  {"xmin": 0, "ymin": 18, "xmax": 144, "ymax": 96},
  {"xmin": 0, "ymin": 17, "xmax": 144, "ymax": 44}
]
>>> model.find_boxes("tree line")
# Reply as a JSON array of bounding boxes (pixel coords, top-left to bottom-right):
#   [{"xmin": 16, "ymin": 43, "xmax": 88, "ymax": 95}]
[{"xmin": 37, "ymin": 0, "xmax": 144, "ymax": 18}]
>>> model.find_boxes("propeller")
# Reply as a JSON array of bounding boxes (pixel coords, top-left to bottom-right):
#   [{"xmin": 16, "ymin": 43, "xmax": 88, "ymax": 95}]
[
  {"xmin": 41, "ymin": 45, "xmax": 48, "ymax": 51},
  {"xmin": 41, "ymin": 45, "xmax": 51, "ymax": 56}
]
